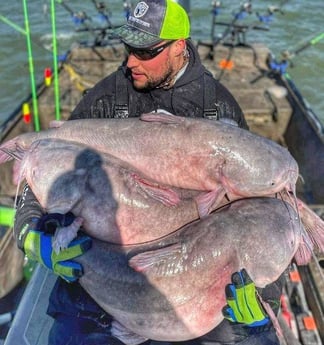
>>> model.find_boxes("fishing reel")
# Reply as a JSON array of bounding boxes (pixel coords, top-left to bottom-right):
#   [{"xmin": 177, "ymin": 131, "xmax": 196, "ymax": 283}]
[
  {"xmin": 123, "ymin": 1, "xmax": 133, "ymax": 19},
  {"xmin": 92, "ymin": 1, "xmax": 113, "ymax": 25},
  {"xmin": 266, "ymin": 52, "xmax": 289, "ymax": 75},
  {"xmin": 256, "ymin": 5, "xmax": 285, "ymax": 24},
  {"xmin": 211, "ymin": 1, "xmax": 222, "ymax": 17},
  {"xmin": 70, "ymin": 11, "xmax": 92, "ymax": 26},
  {"xmin": 233, "ymin": 1, "xmax": 252, "ymax": 20}
]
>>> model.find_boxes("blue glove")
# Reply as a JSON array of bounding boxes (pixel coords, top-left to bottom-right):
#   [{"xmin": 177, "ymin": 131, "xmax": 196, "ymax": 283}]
[
  {"xmin": 23, "ymin": 212, "xmax": 92, "ymax": 282},
  {"xmin": 222, "ymin": 269, "xmax": 269, "ymax": 327}
]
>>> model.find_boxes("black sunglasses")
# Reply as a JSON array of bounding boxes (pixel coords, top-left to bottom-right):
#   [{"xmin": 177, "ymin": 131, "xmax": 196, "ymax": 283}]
[{"xmin": 124, "ymin": 40, "xmax": 174, "ymax": 61}]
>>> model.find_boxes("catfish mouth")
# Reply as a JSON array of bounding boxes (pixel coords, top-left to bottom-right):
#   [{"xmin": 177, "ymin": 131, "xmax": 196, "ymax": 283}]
[
  {"xmin": 255, "ymin": 155, "xmax": 299, "ymax": 196},
  {"xmin": 261, "ymin": 169, "xmax": 298, "ymax": 196},
  {"xmin": 224, "ymin": 167, "xmax": 299, "ymax": 198},
  {"xmin": 260, "ymin": 160, "xmax": 299, "ymax": 196}
]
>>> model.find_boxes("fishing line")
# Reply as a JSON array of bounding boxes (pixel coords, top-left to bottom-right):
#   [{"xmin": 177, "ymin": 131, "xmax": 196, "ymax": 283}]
[
  {"xmin": 0, "ymin": 14, "xmax": 26, "ymax": 35},
  {"xmin": 0, "ymin": 14, "xmax": 54, "ymax": 76}
]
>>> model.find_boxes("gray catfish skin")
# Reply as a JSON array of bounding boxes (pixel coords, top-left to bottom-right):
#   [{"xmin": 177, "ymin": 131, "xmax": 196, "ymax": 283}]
[
  {"xmin": 76, "ymin": 198, "xmax": 307, "ymax": 342},
  {"xmin": 0, "ymin": 113, "xmax": 298, "ymax": 216},
  {"xmin": 16, "ymin": 139, "xmax": 206, "ymax": 245}
]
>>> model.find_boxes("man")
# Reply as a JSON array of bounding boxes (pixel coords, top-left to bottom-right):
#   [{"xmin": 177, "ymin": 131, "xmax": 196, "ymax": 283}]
[{"xmin": 14, "ymin": 1, "xmax": 283, "ymax": 344}]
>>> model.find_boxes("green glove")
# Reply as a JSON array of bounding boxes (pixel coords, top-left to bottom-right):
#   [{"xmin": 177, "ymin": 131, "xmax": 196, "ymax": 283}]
[
  {"xmin": 222, "ymin": 269, "xmax": 269, "ymax": 327},
  {"xmin": 23, "ymin": 213, "xmax": 92, "ymax": 282}
]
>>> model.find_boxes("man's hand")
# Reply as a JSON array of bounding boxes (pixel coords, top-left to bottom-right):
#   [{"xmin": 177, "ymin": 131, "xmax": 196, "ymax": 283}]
[
  {"xmin": 23, "ymin": 213, "xmax": 92, "ymax": 282},
  {"xmin": 222, "ymin": 269, "xmax": 269, "ymax": 327}
]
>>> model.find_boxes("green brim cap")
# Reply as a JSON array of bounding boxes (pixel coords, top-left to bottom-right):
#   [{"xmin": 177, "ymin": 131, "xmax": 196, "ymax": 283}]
[{"xmin": 114, "ymin": 0, "xmax": 190, "ymax": 48}]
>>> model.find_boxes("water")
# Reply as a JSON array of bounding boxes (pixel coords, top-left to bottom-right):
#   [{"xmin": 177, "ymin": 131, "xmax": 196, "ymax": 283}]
[{"xmin": 0, "ymin": 0, "xmax": 323, "ymax": 125}]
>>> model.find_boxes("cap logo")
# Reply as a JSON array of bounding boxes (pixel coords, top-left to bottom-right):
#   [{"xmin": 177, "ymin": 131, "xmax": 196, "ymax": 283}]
[{"xmin": 133, "ymin": 2, "xmax": 149, "ymax": 18}]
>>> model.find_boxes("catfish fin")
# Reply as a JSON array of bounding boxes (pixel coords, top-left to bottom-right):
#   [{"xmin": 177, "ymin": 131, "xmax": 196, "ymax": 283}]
[
  {"xmin": 297, "ymin": 198, "xmax": 324, "ymax": 253},
  {"xmin": 49, "ymin": 120, "xmax": 65, "ymax": 128},
  {"xmin": 140, "ymin": 112, "xmax": 185, "ymax": 124},
  {"xmin": 219, "ymin": 118, "xmax": 239, "ymax": 127},
  {"xmin": 129, "ymin": 243, "xmax": 183, "ymax": 276},
  {"xmin": 132, "ymin": 174, "xmax": 180, "ymax": 206},
  {"xmin": 195, "ymin": 187, "xmax": 226, "ymax": 218},
  {"xmin": 111, "ymin": 320, "xmax": 148, "ymax": 345}
]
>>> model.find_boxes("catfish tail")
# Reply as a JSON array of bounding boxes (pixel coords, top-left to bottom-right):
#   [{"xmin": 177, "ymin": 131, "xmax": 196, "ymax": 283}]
[
  {"xmin": 293, "ymin": 232, "xmax": 313, "ymax": 265},
  {"xmin": 296, "ymin": 199, "xmax": 324, "ymax": 253},
  {"xmin": 293, "ymin": 198, "xmax": 324, "ymax": 266},
  {"xmin": 279, "ymin": 193, "xmax": 324, "ymax": 256}
]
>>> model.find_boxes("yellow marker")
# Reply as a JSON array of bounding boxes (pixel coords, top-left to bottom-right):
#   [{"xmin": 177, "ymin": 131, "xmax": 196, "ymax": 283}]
[
  {"xmin": 22, "ymin": 102, "xmax": 31, "ymax": 124},
  {"xmin": 44, "ymin": 67, "xmax": 53, "ymax": 86}
]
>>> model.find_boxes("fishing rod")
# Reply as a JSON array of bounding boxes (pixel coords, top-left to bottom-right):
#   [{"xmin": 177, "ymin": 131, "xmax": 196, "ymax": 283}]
[
  {"xmin": 56, "ymin": 0, "xmax": 102, "ymax": 44},
  {"xmin": 215, "ymin": 16, "xmax": 269, "ymax": 82},
  {"xmin": 208, "ymin": 2, "xmax": 271, "ymax": 80},
  {"xmin": 123, "ymin": 1, "xmax": 132, "ymax": 19},
  {"xmin": 90, "ymin": 0, "xmax": 114, "ymax": 27},
  {"xmin": 0, "ymin": 12, "xmax": 56, "ymax": 57},
  {"xmin": 1, "ymin": 4, "xmax": 67, "ymax": 127},
  {"xmin": 213, "ymin": 1, "xmax": 288, "ymax": 83},
  {"xmin": 0, "ymin": 12, "xmax": 56, "ymax": 126},
  {"xmin": 223, "ymin": 0, "xmax": 286, "ymax": 45},
  {"xmin": 251, "ymin": 31, "xmax": 324, "ymax": 84},
  {"xmin": 0, "ymin": 14, "xmax": 26, "ymax": 35},
  {"xmin": 198, "ymin": 1, "xmax": 251, "ymax": 59},
  {"xmin": 281, "ymin": 31, "xmax": 324, "ymax": 62},
  {"xmin": 55, "ymin": 0, "xmax": 120, "ymax": 47},
  {"xmin": 55, "ymin": 0, "xmax": 92, "ymax": 26},
  {"xmin": 22, "ymin": 0, "xmax": 40, "ymax": 132},
  {"xmin": 255, "ymin": 0, "xmax": 287, "ymax": 24},
  {"xmin": 267, "ymin": 31, "xmax": 324, "ymax": 76},
  {"xmin": 215, "ymin": 1, "xmax": 253, "ymax": 45}
]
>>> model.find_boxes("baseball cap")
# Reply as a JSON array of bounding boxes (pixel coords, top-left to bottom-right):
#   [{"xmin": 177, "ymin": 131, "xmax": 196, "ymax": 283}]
[{"xmin": 114, "ymin": 0, "xmax": 190, "ymax": 48}]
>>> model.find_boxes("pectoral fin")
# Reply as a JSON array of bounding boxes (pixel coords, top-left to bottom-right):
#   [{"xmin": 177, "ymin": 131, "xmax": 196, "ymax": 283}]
[
  {"xmin": 195, "ymin": 187, "xmax": 226, "ymax": 217},
  {"xmin": 132, "ymin": 174, "xmax": 180, "ymax": 206},
  {"xmin": 129, "ymin": 243, "xmax": 184, "ymax": 277}
]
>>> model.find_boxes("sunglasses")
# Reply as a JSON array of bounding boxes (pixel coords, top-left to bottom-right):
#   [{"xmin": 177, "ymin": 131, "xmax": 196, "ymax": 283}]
[{"xmin": 124, "ymin": 40, "xmax": 174, "ymax": 61}]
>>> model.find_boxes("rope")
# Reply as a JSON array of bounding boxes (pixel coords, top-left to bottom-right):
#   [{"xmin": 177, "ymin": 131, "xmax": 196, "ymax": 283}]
[{"xmin": 63, "ymin": 64, "xmax": 94, "ymax": 92}]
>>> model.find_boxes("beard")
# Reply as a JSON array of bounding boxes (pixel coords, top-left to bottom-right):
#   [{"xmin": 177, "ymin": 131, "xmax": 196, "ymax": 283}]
[{"xmin": 133, "ymin": 60, "xmax": 174, "ymax": 90}]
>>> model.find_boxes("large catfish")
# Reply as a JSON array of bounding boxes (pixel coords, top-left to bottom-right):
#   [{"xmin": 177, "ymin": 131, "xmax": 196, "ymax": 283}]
[
  {"xmin": 14, "ymin": 139, "xmax": 208, "ymax": 248},
  {"xmin": 75, "ymin": 198, "xmax": 317, "ymax": 344},
  {"xmin": 0, "ymin": 113, "xmax": 298, "ymax": 216},
  {"xmin": 12, "ymin": 139, "xmax": 324, "ymax": 254}
]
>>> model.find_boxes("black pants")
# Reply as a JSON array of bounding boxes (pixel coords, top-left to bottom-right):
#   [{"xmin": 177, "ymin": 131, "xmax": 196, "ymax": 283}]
[{"xmin": 47, "ymin": 279, "xmax": 280, "ymax": 345}]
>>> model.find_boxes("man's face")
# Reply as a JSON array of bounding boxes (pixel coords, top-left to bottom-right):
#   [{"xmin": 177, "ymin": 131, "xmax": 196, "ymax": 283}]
[{"xmin": 125, "ymin": 41, "xmax": 177, "ymax": 90}]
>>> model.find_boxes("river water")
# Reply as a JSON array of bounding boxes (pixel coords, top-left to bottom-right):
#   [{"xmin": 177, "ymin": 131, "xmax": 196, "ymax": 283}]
[{"xmin": 0, "ymin": 0, "xmax": 323, "ymax": 125}]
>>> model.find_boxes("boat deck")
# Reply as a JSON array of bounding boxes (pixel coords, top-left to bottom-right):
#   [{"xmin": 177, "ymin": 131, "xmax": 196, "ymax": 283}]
[{"xmin": 199, "ymin": 42, "xmax": 292, "ymax": 143}]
